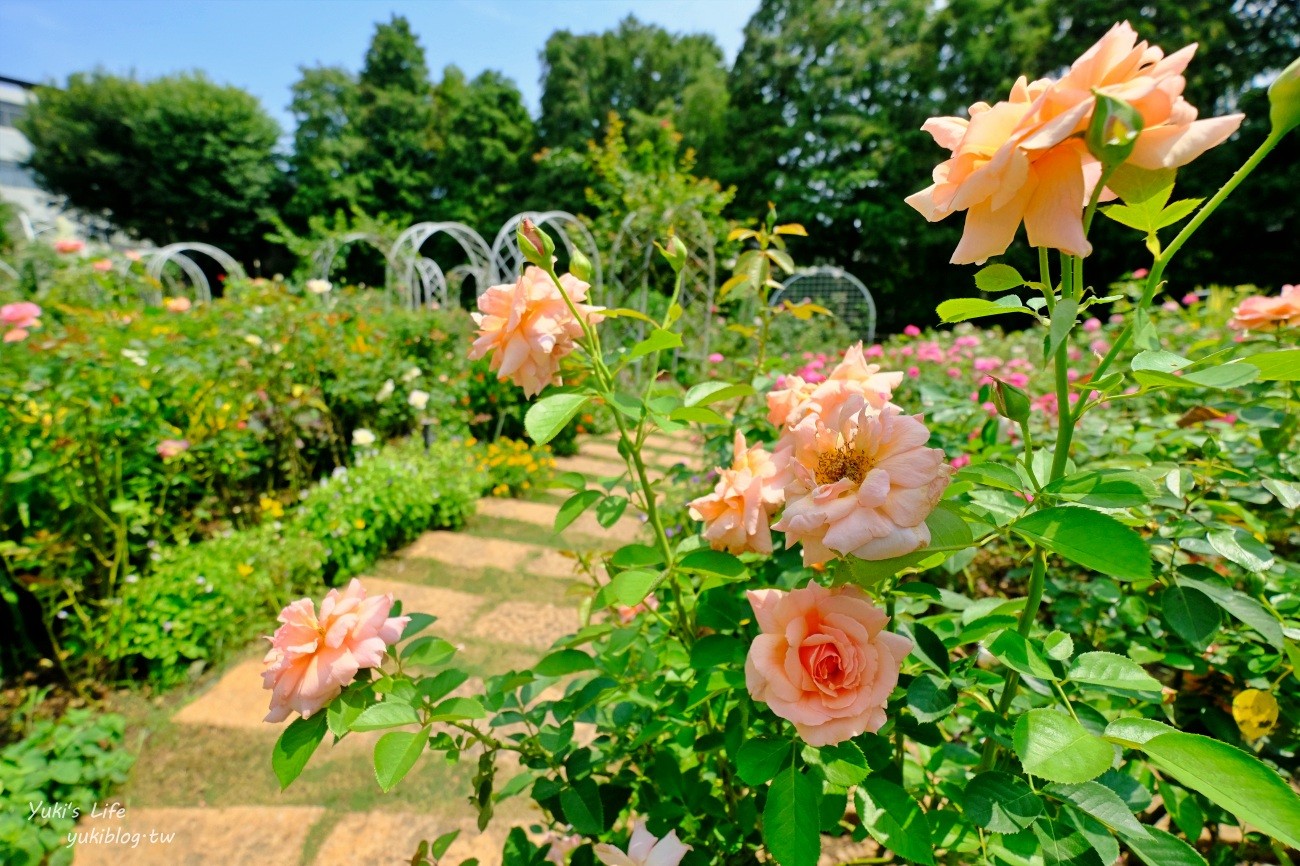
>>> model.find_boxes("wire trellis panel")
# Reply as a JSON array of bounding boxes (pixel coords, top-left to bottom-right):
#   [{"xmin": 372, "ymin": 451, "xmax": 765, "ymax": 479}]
[
  {"xmin": 391, "ymin": 222, "xmax": 493, "ymax": 310},
  {"xmin": 770, "ymin": 266, "xmax": 877, "ymax": 345},
  {"xmin": 143, "ymin": 242, "xmax": 246, "ymax": 305}
]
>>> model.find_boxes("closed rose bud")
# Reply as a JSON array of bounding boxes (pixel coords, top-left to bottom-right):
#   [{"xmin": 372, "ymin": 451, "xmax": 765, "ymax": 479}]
[
  {"xmin": 569, "ymin": 246, "xmax": 593, "ymax": 282},
  {"xmin": 1268, "ymin": 55, "xmax": 1300, "ymax": 136},
  {"xmin": 991, "ymin": 377, "xmax": 1031, "ymax": 424},
  {"xmin": 1086, "ymin": 92, "xmax": 1144, "ymax": 168},
  {"xmin": 656, "ymin": 234, "xmax": 689, "ymax": 274},
  {"xmin": 518, "ymin": 218, "xmax": 554, "ymax": 267}
]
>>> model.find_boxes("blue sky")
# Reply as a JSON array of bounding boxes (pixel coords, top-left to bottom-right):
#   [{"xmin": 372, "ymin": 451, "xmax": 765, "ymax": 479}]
[{"xmin": 1, "ymin": 0, "xmax": 759, "ymax": 132}]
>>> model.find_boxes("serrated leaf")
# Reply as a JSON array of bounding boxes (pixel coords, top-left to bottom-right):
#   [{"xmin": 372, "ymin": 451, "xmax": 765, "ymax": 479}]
[
  {"xmin": 555, "ymin": 490, "xmax": 602, "ymax": 533},
  {"xmin": 764, "ymin": 767, "xmax": 822, "ymax": 866},
  {"xmin": 735, "ymin": 736, "xmax": 791, "ymax": 786},
  {"xmin": 975, "ymin": 263, "xmax": 1025, "ymax": 293},
  {"xmin": 963, "ymin": 771, "xmax": 1043, "ymax": 832},
  {"xmin": 683, "ymin": 380, "xmax": 755, "ymax": 407},
  {"xmin": 373, "ymin": 729, "xmax": 427, "ymax": 792},
  {"xmin": 1244, "ymin": 348, "xmax": 1300, "ymax": 381},
  {"xmin": 854, "ymin": 779, "xmax": 935, "ymax": 865},
  {"xmin": 272, "ymin": 712, "xmax": 327, "ymax": 790},
  {"xmin": 1161, "ymin": 583, "xmax": 1220, "ymax": 650},
  {"xmin": 937, "ymin": 295, "xmax": 1033, "ymax": 323},
  {"xmin": 1011, "ymin": 507, "xmax": 1151, "ymax": 580},
  {"xmin": 1068, "ymin": 652, "xmax": 1161, "ymax": 694},
  {"xmin": 1014, "ymin": 709, "xmax": 1114, "ymax": 784},
  {"xmin": 627, "ymin": 328, "xmax": 682, "ymax": 360},
  {"xmin": 350, "ymin": 700, "xmax": 420, "ymax": 732},
  {"xmin": 525, "ymin": 394, "xmax": 590, "ymax": 446},
  {"xmin": 534, "ymin": 648, "xmax": 596, "ymax": 677},
  {"xmin": 819, "ymin": 741, "xmax": 870, "ymax": 787}
]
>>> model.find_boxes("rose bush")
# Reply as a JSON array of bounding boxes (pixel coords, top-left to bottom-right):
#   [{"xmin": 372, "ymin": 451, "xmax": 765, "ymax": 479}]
[{"xmin": 267, "ymin": 21, "xmax": 1300, "ymax": 866}]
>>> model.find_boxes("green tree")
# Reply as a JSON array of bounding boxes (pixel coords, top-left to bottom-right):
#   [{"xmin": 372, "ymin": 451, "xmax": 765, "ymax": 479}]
[
  {"xmin": 285, "ymin": 65, "xmax": 363, "ymax": 226},
  {"xmin": 539, "ymin": 16, "xmax": 729, "ymax": 169},
  {"xmin": 352, "ymin": 15, "xmax": 437, "ymax": 225},
  {"xmin": 19, "ymin": 71, "xmax": 280, "ymax": 256},
  {"xmin": 430, "ymin": 67, "xmax": 535, "ymax": 230}
]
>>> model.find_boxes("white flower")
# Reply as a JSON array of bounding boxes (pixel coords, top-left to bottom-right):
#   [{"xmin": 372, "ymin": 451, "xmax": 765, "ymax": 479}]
[
  {"xmin": 244, "ymin": 334, "xmax": 263, "ymax": 347},
  {"xmin": 594, "ymin": 822, "xmax": 690, "ymax": 866},
  {"xmin": 376, "ymin": 379, "xmax": 395, "ymax": 402},
  {"xmin": 352, "ymin": 428, "xmax": 376, "ymax": 447},
  {"xmin": 408, "ymin": 389, "xmax": 430, "ymax": 411},
  {"xmin": 401, "ymin": 366, "xmax": 422, "ymax": 382},
  {"xmin": 122, "ymin": 348, "xmax": 147, "ymax": 366},
  {"xmin": 306, "ymin": 279, "xmax": 332, "ymax": 294}
]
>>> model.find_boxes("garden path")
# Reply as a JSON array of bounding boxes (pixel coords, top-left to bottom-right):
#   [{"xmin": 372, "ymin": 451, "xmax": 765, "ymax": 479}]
[{"xmin": 74, "ymin": 431, "xmax": 701, "ymax": 866}]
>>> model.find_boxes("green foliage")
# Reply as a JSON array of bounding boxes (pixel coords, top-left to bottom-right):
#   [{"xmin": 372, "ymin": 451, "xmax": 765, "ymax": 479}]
[
  {"xmin": 107, "ymin": 439, "xmax": 484, "ymax": 687},
  {"xmin": 19, "ymin": 71, "xmax": 280, "ymax": 257},
  {"xmin": 539, "ymin": 15, "xmax": 730, "ymax": 166},
  {"xmin": 0, "ymin": 265, "xmax": 474, "ymax": 680},
  {"xmin": 0, "ymin": 709, "xmax": 133, "ymax": 866}
]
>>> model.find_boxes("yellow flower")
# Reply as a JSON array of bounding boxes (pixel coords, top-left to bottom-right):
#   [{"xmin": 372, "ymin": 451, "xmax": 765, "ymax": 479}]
[
  {"xmin": 1233, "ymin": 689, "xmax": 1279, "ymax": 740},
  {"xmin": 260, "ymin": 496, "xmax": 285, "ymax": 519},
  {"xmin": 354, "ymin": 519, "xmax": 367, "ymax": 529},
  {"xmin": 236, "ymin": 563, "xmax": 254, "ymax": 577}
]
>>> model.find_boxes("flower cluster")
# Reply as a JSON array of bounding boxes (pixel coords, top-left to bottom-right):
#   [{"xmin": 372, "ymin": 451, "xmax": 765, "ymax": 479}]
[
  {"xmin": 687, "ymin": 430, "xmax": 789, "ymax": 555},
  {"xmin": 468, "ymin": 266, "xmax": 604, "ymax": 397},
  {"xmin": 907, "ymin": 22, "xmax": 1243, "ymax": 263},
  {"xmin": 2, "ymin": 302, "xmax": 42, "ymax": 343}
]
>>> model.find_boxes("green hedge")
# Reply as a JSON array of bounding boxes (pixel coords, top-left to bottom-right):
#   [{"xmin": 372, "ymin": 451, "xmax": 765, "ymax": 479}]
[{"xmin": 104, "ymin": 439, "xmax": 486, "ymax": 688}]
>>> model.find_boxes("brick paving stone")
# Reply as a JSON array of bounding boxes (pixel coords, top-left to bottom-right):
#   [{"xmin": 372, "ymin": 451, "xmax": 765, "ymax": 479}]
[
  {"xmin": 469, "ymin": 601, "xmax": 579, "ymax": 649},
  {"xmin": 475, "ymin": 496, "xmax": 642, "ymax": 544},
  {"xmin": 73, "ymin": 806, "xmax": 325, "ymax": 866}
]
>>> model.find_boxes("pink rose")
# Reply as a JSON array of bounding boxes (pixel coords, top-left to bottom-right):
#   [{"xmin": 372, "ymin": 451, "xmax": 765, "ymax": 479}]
[
  {"xmin": 903, "ymin": 324, "xmax": 921, "ymax": 336},
  {"xmin": 1182, "ymin": 293, "xmax": 1199, "ymax": 306},
  {"xmin": 1, "ymin": 302, "xmax": 41, "ymax": 330},
  {"xmin": 745, "ymin": 581, "xmax": 912, "ymax": 746},
  {"xmin": 468, "ymin": 266, "xmax": 604, "ymax": 397},
  {"xmin": 707, "ymin": 352, "xmax": 724, "ymax": 363},
  {"xmin": 164, "ymin": 297, "xmax": 192, "ymax": 313},
  {"xmin": 1082, "ymin": 317, "xmax": 1101, "ymax": 332},
  {"xmin": 54, "ymin": 238, "xmax": 84, "ymax": 254},
  {"xmin": 92, "ymin": 259, "xmax": 113, "ymax": 272},
  {"xmin": 950, "ymin": 454, "xmax": 971, "ymax": 469},
  {"xmin": 688, "ymin": 431, "xmax": 790, "ymax": 555},
  {"xmin": 595, "ymin": 821, "xmax": 690, "ymax": 866},
  {"xmin": 1132, "ymin": 268, "xmax": 1149, "ymax": 279},
  {"xmin": 261, "ymin": 579, "xmax": 409, "ymax": 723},
  {"xmin": 125, "ymin": 250, "xmax": 142, "ymax": 262},
  {"xmin": 156, "ymin": 439, "xmax": 189, "ymax": 459},
  {"xmin": 774, "ymin": 397, "xmax": 952, "ymax": 565}
]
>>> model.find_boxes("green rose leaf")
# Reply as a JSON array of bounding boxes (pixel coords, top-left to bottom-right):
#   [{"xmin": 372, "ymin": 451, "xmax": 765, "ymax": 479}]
[
  {"xmin": 764, "ymin": 766, "xmax": 822, "ymax": 866},
  {"xmin": 1013, "ymin": 709, "xmax": 1114, "ymax": 784},
  {"xmin": 1161, "ymin": 583, "xmax": 1220, "ymax": 650},
  {"xmin": 1011, "ymin": 507, "xmax": 1151, "ymax": 580},
  {"xmin": 1243, "ymin": 348, "xmax": 1300, "ymax": 381},
  {"xmin": 350, "ymin": 700, "xmax": 420, "ymax": 732},
  {"xmin": 534, "ymin": 648, "xmax": 596, "ymax": 677},
  {"xmin": 1067, "ymin": 652, "xmax": 1161, "ymax": 695},
  {"xmin": 525, "ymin": 393, "xmax": 591, "ymax": 446},
  {"xmin": 936, "ymin": 295, "xmax": 1034, "ymax": 324},
  {"xmin": 818, "ymin": 741, "xmax": 870, "ymax": 788},
  {"xmin": 272, "ymin": 711, "xmax": 327, "ymax": 790},
  {"xmin": 626, "ymin": 328, "xmax": 682, "ymax": 360},
  {"xmin": 555, "ymin": 489, "xmax": 603, "ymax": 533},
  {"xmin": 373, "ymin": 729, "xmax": 428, "ymax": 792},
  {"xmin": 736, "ymin": 737, "xmax": 791, "ymax": 786},
  {"xmin": 854, "ymin": 778, "xmax": 936, "ymax": 865},
  {"xmin": 962, "ymin": 771, "xmax": 1043, "ymax": 833},
  {"xmin": 974, "ymin": 263, "xmax": 1025, "ymax": 293},
  {"xmin": 559, "ymin": 778, "xmax": 605, "ymax": 835}
]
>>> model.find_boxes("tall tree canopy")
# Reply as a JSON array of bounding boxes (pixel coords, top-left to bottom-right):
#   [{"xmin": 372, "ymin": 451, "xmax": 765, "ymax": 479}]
[
  {"xmin": 285, "ymin": 65, "xmax": 363, "ymax": 225},
  {"xmin": 539, "ymin": 16, "xmax": 730, "ymax": 167},
  {"xmin": 351, "ymin": 15, "xmax": 438, "ymax": 225},
  {"xmin": 431, "ymin": 67, "xmax": 536, "ymax": 230},
  {"xmin": 20, "ymin": 71, "xmax": 280, "ymax": 255}
]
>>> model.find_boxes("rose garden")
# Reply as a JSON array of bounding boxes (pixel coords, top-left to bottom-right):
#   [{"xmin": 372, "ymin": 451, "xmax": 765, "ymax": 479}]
[{"xmin": 3, "ymin": 11, "xmax": 1300, "ymax": 866}]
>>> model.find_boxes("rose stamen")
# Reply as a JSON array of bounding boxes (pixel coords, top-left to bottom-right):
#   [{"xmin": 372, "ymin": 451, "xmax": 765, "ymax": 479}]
[{"xmin": 814, "ymin": 446, "xmax": 873, "ymax": 486}]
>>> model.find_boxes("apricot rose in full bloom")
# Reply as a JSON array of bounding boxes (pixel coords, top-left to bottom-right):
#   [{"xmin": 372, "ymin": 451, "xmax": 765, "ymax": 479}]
[
  {"xmin": 468, "ymin": 265, "xmax": 604, "ymax": 398},
  {"xmin": 767, "ymin": 342, "xmax": 903, "ymax": 429},
  {"xmin": 261, "ymin": 579, "xmax": 409, "ymax": 723},
  {"xmin": 907, "ymin": 22, "xmax": 1243, "ymax": 265},
  {"xmin": 688, "ymin": 430, "xmax": 790, "ymax": 555},
  {"xmin": 745, "ymin": 581, "xmax": 912, "ymax": 746},
  {"xmin": 2, "ymin": 301, "xmax": 42, "ymax": 343},
  {"xmin": 1229, "ymin": 285, "xmax": 1300, "ymax": 331},
  {"xmin": 774, "ymin": 397, "xmax": 952, "ymax": 566}
]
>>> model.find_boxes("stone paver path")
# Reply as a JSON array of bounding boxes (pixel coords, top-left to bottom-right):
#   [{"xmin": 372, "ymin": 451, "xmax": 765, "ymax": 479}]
[{"xmin": 79, "ymin": 431, "xmax": 699, "ymax": 866}]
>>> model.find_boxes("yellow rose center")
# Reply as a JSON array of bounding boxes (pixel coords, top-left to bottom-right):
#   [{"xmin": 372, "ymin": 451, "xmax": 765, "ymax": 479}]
[{"xmin": 815, "ymin": 446, "xmax": 873, "ymax": 486}]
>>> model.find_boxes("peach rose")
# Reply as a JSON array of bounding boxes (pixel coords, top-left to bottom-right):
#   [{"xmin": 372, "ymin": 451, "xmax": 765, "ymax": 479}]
[
  {"xmin": 745, "ymin": 581, "xmax": 911, "ymax": 746},
  {"xmin": 468, "ymin": 266, "xmax": 604, "ymax": 397},
  {"xmin": 53, "ymin": 238, "xmax": 84, "ymax": 254},
  {"xmin": 155, "ymin": 438, "xmax": 189, "ymax": 459},
  {"xmin": 908, "ymin": 22, "xmax": 1243, "ymax": 264},
  {"xmin": 163, "ymin": 297, "xmax": 192, "ymax": 313},
  {"xmin": 1229, "ymin": 285, "xmax": 1300, "ymax": 331},
  {"xmin": 594, "ymin": 821, "xmax": 690, "ymax": 866},
  {"xmin": 92, "ymin": 258, "xmax": 113, "ymax": 272},
  {"xmin": 774, "ymin": 397, "xmax": 952, "ymax": 566},
  {"xmin": 768, "ymin": 343, "xmax": 902, "ymax": 429},
  {"xmin": 261, "ymin": 579, "xmax": 409, "ymax": 723},
  {"xmin": 688, "ymin": 430, "xmax": 790, "ymax": 555}
]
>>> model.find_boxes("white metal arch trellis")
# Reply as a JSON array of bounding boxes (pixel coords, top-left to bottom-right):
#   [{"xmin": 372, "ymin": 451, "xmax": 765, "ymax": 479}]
[
  {"xmin": 490, "ymin": 211, "xmax": 603, "ymax": 293},
  {"xmin": 311, "ymin": 232, "xmax": 394, "ymax": 289},
  {"xmin": 390, "ymin": 222, "xmax": 493, "ymax": 309},
  {"xmin": 607, "ymin": 205, "xmax": 719, "ymax": 365},
  {"xmin": 143, "ymin": 242, "xmax": 246, "ymax": 304},
  {"xmin": 770, "ymin": 266, "xmax": 878, "ymax": 344}
]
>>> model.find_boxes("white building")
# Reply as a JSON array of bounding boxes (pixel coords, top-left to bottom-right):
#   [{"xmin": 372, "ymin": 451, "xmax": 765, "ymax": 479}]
[{"xmin": 0, "ymin": 75, "xmax": 68, "ymax": 234}]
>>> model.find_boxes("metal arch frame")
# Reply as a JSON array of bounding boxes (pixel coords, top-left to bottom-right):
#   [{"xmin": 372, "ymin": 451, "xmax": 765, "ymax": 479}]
[
  {"xmin": 311, "ymin": 231, "xmax": 397, "ymax": 293},
  {"xmin": 390, "ymin": 221, "xmax": 493, "ymax": 309},
  {"xmin": 140, "ymin": 249, "xmax": 211, "ymax": 305},
  {"xmin": 607, "ymin": 204, "xmax": 719, "ymax": 363},
  {"xmin": 143, "ymin": 243, "xmax": 245, "ymax": 304},
  {"xmin": 0, "ymin": 259, "xmax": 18, "ymax": 281},
  {"xmin": 490, "ymin": 211, "xmax": 603, "ymax": 293},
  {"xmin": 770, "ymin": 265, "xmax": 878, "ymax": 345}
]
